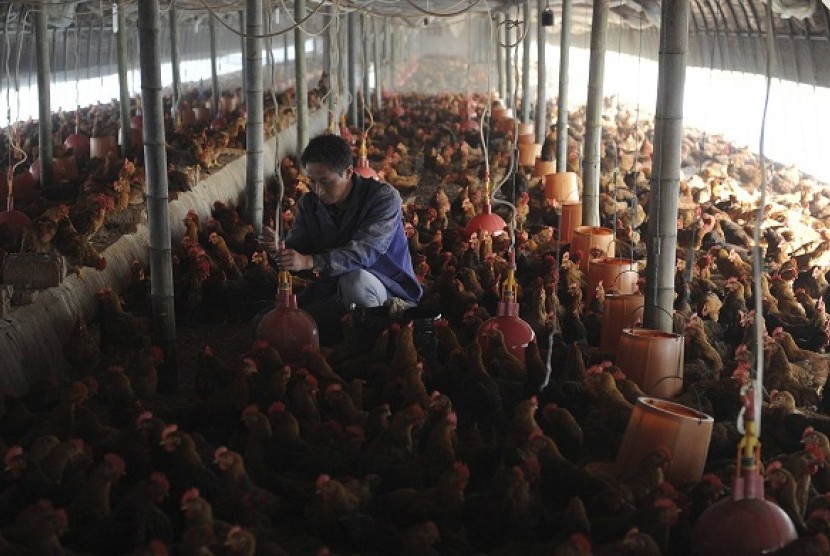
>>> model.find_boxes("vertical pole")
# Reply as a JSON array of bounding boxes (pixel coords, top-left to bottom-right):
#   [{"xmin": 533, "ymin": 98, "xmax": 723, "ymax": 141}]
[
  {"xmin": 247, "ymin": 0, "xmax": 264, "ymax": 233},
  {"xmin": 495, "ymin": 14, "xmax": 505, "ymax": 100},
  {"xmin": 283, "ymin": 33, "xmax": 289, "ymax": 88},
  {"xmin": 384, "ymin": 19, "xmax": 391, "ymax": 97},
  {"xmin": 325, "ymin": 5, "xmax": 336, "ymax": 130},
  {"xmin": 170, "ymin": 4, "xmax": 181, "ymax": 114},
  {"xmin": 347, "ymin": 12, "xmax": 358, "ymax": 125},
  {"xmin": 535, "ymin": 0, "xmax": 547, "ymax": 145},
  {"xmin": 582, "ymin": 0, "xmax": 609, "ymax": 227},
  {"xmin": 138, "ymin": 0, "xmax": 177, "ymax": 391},
  {"xmin": 389, "ymin": 23, "xmax": 395, "ymax": 92},
  {"xmin": 117, "ymin": 0, "xmax": 131, "ymax": 158},
  {"xmin": 520, "ymin": 0, "xmax": 531, "ymax": 122},
  {"xmin": 373, "ymin": 17, "xmax": 382, "ymax": 109},
  {"xmin": 35, "ymin": 4, "xmax": 52, "ymax": 188},
  {"xmin": 239, "ymin": 10, "xmax": 246, "ymax": 102},
  {"xmin": 209, "ymin": 14, "xmax": 220, "ymax": 114},
  {"xmin": 505, "ymin": 15, "xmax": 513, "ymax": 108},
  {"xmin": 362, "ymin": 15, "xmax": 371, "ymax": 122},
  {"xmin": 557, "ymin": 0, "xmax": 573, "ymax": 170},
  {"xmin": 644, "ymin": 0, "xmax": 690, "ymax": 333},
  {"xmin": 295, "ymin": 0, "xmax": 308, "ymax": 151}
]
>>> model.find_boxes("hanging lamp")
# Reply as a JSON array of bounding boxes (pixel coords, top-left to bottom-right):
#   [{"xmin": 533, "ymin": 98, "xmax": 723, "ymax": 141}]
[
  {"xmin": 476, "ymin": 250, "xmax": 534, "ymax": 362},
  {"xmin": 256, "ymin": 267, "xmax": 319, "ymax": 366}
]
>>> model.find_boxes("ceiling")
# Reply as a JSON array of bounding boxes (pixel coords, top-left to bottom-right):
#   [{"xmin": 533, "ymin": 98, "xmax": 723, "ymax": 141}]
[{"xmin": 1, "ymin": 1, "xmax": 829, "ymax": 86}]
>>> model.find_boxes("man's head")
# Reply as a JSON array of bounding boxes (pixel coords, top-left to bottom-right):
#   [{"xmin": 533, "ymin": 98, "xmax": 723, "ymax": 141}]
[{"xmin": 301, "ymin": 134, "xmax": 354, "ymax": 205}]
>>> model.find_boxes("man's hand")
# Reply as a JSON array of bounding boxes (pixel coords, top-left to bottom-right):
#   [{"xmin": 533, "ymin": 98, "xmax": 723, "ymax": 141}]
[{"xmin": 279, "ymin": 247, "xmax": 313, "ymax": 272}]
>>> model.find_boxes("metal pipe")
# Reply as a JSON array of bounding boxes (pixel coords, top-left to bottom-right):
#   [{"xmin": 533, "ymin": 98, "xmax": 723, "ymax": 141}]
[
  {"xmin": 505, "ymin": 13, "xmax": 514, "ymax": 108},
  {"xmin": 117, "ymin": 0, "xmax": 132, "ymax": 158},
  {"xmin": 170, "ymin": 4, "xmax": 181, "ymax": 114},
  {"xmin": 326, "ymin": 5, "xmax": 336, "ymax": 130},
  {"xmin": 239, "ymin": 10, "xmax": 246, "ymax": 102},
  {"xmin": 373, "ymin": 16, "xmax": 382, "ymax": 109},
  {"xmin": 385, "ymin": 19, "xmax": 391, "ymax": 96},
  {"xmin": 582, "ymin": 0, "xmax": 609, "ymax": 227},
  {"xmin": 247, "ymin": 0, "xmax": 264, "ymax": 233},
  {"xmin": 209, "ymin": 13, "xmax": 220, "ymax": 114},
  {"xmin": 535, "ymin": 0, "xmax": 547, "ymax": 145},
  {"xmin": 643, "ymin": 0, "xmax": 690, "ymax": 333},
  {"xmin": 138, "ymin": 0, "xmax": 178, "ymax": 391},
  {"xmin": 86, "ymin": 16, "xmax": 93, "ymax": 80},
  {"xmin": 361, "ymin": 14, "xmax": 371, "ymax": 122},
  {"xmin": 35, "ymin": 4, "xmax": 52, "ymax": 189},
  {"xmin": 495, "ymin": 13, "xmax": 505, "ymax": 101},
  {"xmin": 347, "ymin": 11, "xmax": 358, "ymax": 125},
  {"xmin": 389, "ymin": 22, "xmax": 396, "ymax": 92},
  {"xmin": 521, "ymin": 0, "xmax": 531, "ymax": 122},
  {"xmin": 557, "ymin": 0, "xmax": 573, "ymax": 170},
  {"xmin": 295, "ymin": 0, "xmax": 308, "ymax": 150}
]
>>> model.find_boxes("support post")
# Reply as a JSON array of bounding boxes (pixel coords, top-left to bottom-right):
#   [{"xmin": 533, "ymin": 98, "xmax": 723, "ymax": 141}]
[
  {"xmin": 295, "ymin": 0, "xmax": 309, "ymax": 151},
  {"xmin": 326, "ymin": 5, "xmax": 337, "ymax": 130},
  {"xmin": 535, "ymin": 0, "xmax": 547, "ymax": 145},
  {"xmin": 521, "ymin": 0, "xmax": 531, "ymax": 122},
  {"xmin": 373, "ymin": 17, "xmax": 382, "ymax": 109},
  {"xmin": 170, "ymin": 4, "xmax": 181, "ymax": 115},
  {"xmin": 347, "ymin": 12, "xmax": 358, "ymax": 125},
  {"xmin": 389, "ymin": 23, "xmax": 396, "ymax": 92},
  {"xmin": 35, "ymin": 4, "xmax": 52, "ymax": 188},
  {"xmin": 239, "ymin": 10, "xmax": 246, "ymax": 101},
  {"xmin": 209, "ymin": 14, "xmax": 220, "ymax": 114},
  {"xmin": 582, "ymin": 0, "xmax": 609, "ymax": 227},
  {"xmin": 557, "ymin": 0, "xmax": 573, "ymax": 170},
  {"xmin": 495, "ymin": 13, "xmax": 505, "ymax": 101},
  {"xmin": 117, "ymin": 0, "xmax": 131, "ymax": 158},
  {"xmin": 361, "ymin": 15, "xmax": 371, "ymax": 123},
  {"xmin": 505, "ymin": 13, "xmax": 514, "ymax": 108},
  {"xmin": 138, "ymin": 0, "xmax": 177, "ymax": 391},
  {"xmin": 644, "ymin": 0, "xmax": 690, "ymax": 332},
  {"xmin": 247, "ymin": 0, "xmax": 264, "ymax": 233}
]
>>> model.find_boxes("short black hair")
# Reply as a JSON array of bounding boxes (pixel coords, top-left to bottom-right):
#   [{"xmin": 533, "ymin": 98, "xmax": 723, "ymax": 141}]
[{"xmin": 300, "ymin": 134, "xmax": 353, "ymax": 174}]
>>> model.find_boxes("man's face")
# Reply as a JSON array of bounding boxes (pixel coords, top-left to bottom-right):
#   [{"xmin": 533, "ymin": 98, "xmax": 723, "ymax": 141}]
[{"xmin": 305, "ymin": 162, "xmax": 354, "ymax": 205}]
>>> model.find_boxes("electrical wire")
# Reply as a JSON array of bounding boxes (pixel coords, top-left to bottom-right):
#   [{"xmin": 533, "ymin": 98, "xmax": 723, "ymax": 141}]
[{"xmin": 197, "ymin": 0, "xmax": 326, "ymax": 39}]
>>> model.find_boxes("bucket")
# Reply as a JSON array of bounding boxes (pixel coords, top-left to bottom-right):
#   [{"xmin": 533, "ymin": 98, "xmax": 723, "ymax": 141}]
[
  {"xmin": 517, "ymin": 122, "xmax": 534, "ymax": 136},
  {"xmin": 616, "ymin": 397, "xmax": 713, "ymax": 484},
  {"xmin": 89, "ymin": 136, "xmax": 118, "ymax": 159},
  {"xmin": 587, "ymin": 257, "xmax": 638, "ymax": 303},
  {"xmin": 616, "ymin": 328, "xmax": 684, "ymax": 399},
  {"xmin": 179, "ymin": 107, "xmax": 197, "ymax": 126},
  {"xmin": 559, "ymin": 202, "xmax": 582, "ymax": 244},
  {"xmin": 533, "ymin": 158, "xmax": 556, "ymax": 178},
  {"xmin": 193, "ymin": 107, "xmax": 212, "ymax": 123},
  {"xmin": 518, "ymin": 143, "xmax": 541, "ymax": 168},
  {"xmin": 544, "ymin": 171, "xmax": 579, "ymax": 203},
  {"xmin": 571, "ymin": 226, "xmax": 614, "ymax": 272},
  {"xmin": 517, "ymin": 133, "xmax": 535, "ymax": 145},
  {"xmin": 600, "ymin": 293, "xmax": 644, "ymax": 352}
]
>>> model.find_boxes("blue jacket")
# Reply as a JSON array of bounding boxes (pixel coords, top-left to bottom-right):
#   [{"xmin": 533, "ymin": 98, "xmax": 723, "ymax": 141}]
[{"xmin": 285, "ymin": 174, "xmax": 423, "ymax": 305}]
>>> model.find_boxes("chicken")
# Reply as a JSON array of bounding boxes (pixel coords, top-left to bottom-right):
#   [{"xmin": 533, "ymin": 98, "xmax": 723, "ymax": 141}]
[
  {"xmin": 765, "ymin": 460, "xmax": 807, "ymax": 531},
  {"xmin": 95, "ymin": 288, "xmax": 150, "ymax": 350},
  {"xmin": 53, "ymin": 218, "xmax": 107, "ymax": 272},
  {"xmin": 0, "ymin": 499, "xmax": 70, "ymax": 554}
]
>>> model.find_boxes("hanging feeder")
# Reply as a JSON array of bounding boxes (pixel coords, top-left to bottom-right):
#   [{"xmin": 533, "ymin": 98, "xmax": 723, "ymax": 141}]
[
  {"xmin": 533, "ymin": 158, "xmax": 556, "ymax": 178},
  {"xmin": 518, "ymin": 143, "xmax": 541, "ymax": 168},
  {"xmin": 64, "ymin": 113, "xmax": 90, "ymax": 162},
  {"xmin": 464, "ymin": 178, "xmax": 507, "ymax": 239},
  {"xmin": 571, "ymin": 225, "xmax": 614, "ymax": 272},
  {"xmin": 587, "ymin": 258, "xmax": 638, "ymax": 302},
  {"xmin": 477, "ymin": 252, "xmax": 535, "ymax": 362},
  {"xmin": 600, "ymin": 293, "xmax": 644, "ymax": 353},
  {"xmin": 0, "ymin": 170, "xmax": 32, "ymax": 248},
  {"xmin": 616, "ymin": 328, "xmax": 684, "ymax": 399},
  {"xmin": 693, "ymin": 385, "xmax": 797, "ymax": 555},
  {"xmin": 256, "ymin": 269, "xmax": 319, "ymax": 366},
  {"xmin": 544, "ymin": 171, "xmax": 579, "ymax": 203},
  {"xmin": 616, "ymin": 397, "xmax": 714, "ymax": 484},
  {"xmin": 353, "ymin": 134, "xmax": 378, "ymax": 179}
]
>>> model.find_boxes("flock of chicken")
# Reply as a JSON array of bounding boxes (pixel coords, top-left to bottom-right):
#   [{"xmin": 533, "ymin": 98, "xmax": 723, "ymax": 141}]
[{"xmin": 6, "ymin": 58, "xmax": 830, "ymax": 554}]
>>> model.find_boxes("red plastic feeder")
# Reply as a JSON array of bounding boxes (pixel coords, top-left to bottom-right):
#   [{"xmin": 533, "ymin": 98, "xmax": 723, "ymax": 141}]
[
  {"xmin": 256, "ymin": 272, "xmax": 319, "ymax": 366},
  {"xmin": 476, "ymin": 255, "xmax": 534, "ymax": 362},
  {"xmin": 693, "ymin": 385, "xmax": 797, "ymax": 555},
  {"xmin": 353, "ymin": 135, "xmax": 378, "ymax": 179},
  {"xmin": 464, "ymin": 202, "xmax": 506, "ymax": 239},
  {"xmin": 0, "ymin": 173, "xmax": 32, "ymax": 246}
]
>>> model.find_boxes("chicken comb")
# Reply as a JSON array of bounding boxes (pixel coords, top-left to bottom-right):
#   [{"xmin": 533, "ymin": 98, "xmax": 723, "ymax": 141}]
[
  {"xmin": 161, "ymin": 424, "xmax": 178, "ymax": 440},
  {"xmin": 325, "ymin": 383, "xmax": 343, "ymax": 395},
  {"xmin": 344, "ymin": 425, "xmax": 365, "ymax": 438},
  {"xmin": 453, "ymin": 462, "xmax": 470, "ymax": 481},
  {"xmin": 54, "ymin": 507, "xmax": 69, "ymax": 529},
  {"xmin": 434, "ymin": 318, "xmax": 450, "ymax": 327},
  {"xmin": 70, "ymin": 438, "xmax": 86, "ymax": 453},
  {"xmin": 186, "ymin": 209, "xmax": 198, "ymax": 219},
  {"xmin": 702, "ymin": 474, "xmax": 724, "ymax": 489},
  {"xmin": 315, "ymin": 474, "xmax": 331, "ymax": 490},
  {"xmin": 765, "ymin": 460, "xmax": 784, "ymax": 472},
  {"xmin": 446, "ymin": 411, "xmax": 458, "ymax": 426},
  {"xmin": 301, "ymin": 344, "xmax": 317, "ymax": 353},
  {"xmin": 803, "ymin": 427, "xmax": 817, "ymax": 438},
  {"xmin": 571, "ymin": 250, "xmax": 584, "ymax": 262},
  {"xmin": 613, "ymin": 369, "xmax": 627, "ymax": 380},
  {"xmin": 72, "ymin": 380, "xmax": 90, "ymax": 399},
  {"xmin": 585, "ymin": 364, "xmax": 605, "ymax": 376},
  {"xmin": 769, "ymin": 389, "xmax": 780, "ymax": 399},
  {"xmin": 569, "ymin": 533, "xmax": 592, "ymax": 553},
  {"xmin": 202, "ymin": 345, "xmax": 214, "ymax": 356},
  {"xmin": 241, "ymin": 357, "xmax": 258, "ymax": 371},
  {"xmin": 654, "ymin": 497, "xmax": 678, "ymax": 510},
  {"xmin": 542, "ymin": 403, "xmax": 558, "ymax": 415},
  {"xmin": 268, "ymin": 401, "xmax": 286, "ymax": 414},
  {"xmin": 150, "ymin": 472, "xmax": 170, "ymax": 493},
  {"xmin": 214, "ymin": 446, "xmax": 228, "ymax": 461},
  {"xmin": 293, "ymin": 367, "xmax": 309, "ymax": 378},
  {"xmin": 304, "ymin": 374, "xmax": 319, "ymax": 388},
  {"xmin": 806, "ymin": 443, "xmax": 826, "ymax": 461},
  {"xmin": 181, "ymin": 487, "xmax": 200, "ymax": 504},
  {"xmin": 104, "ymin": 453, "xmax": 125, "ymax": 474},
  {"xmin": 4, "ymin": 445, "xmax": 23, "ymax": 467},
  {"xmin": 242, "ymin": 404, "xmax": 260, "ymax": 416},
  {"xmin": 252, "ymin": 339, "xmax": 271, "ymax": 351}
]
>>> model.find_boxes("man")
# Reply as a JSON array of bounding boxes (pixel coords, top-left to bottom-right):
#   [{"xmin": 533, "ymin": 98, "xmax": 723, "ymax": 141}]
[{"xmin": 277, "ymin": 134, "xmax": 422, "ymax": 342}]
